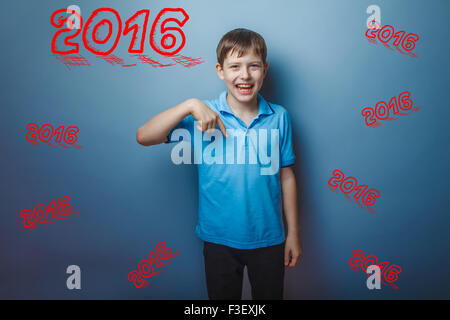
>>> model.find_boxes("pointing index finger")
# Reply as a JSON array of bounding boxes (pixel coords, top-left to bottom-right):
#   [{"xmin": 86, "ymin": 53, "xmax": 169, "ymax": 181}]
[{"xmin": 216, "ymin": 117, "xmax": 228, "ymax": 138}]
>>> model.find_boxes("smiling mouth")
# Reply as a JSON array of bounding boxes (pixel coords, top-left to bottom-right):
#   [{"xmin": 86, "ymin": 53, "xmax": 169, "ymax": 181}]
[{"xmin": 235, "ymin": 84, "xmax": 254, "ymax": 94}]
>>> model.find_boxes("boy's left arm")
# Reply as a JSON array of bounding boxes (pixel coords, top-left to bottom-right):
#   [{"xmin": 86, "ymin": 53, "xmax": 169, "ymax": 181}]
[{"xmin": 280, "ymin": 166, "xmax": 302, "ymax": 268}]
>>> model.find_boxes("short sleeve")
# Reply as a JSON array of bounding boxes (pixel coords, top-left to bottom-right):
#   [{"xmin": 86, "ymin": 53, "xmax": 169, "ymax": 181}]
[
  {"xmin": 164, "ymin": 114, "xmax": 196, "ymax": 144},
  {"xmin": 280, "ymin": 111, "xmax": 296, "ymax": 167}
]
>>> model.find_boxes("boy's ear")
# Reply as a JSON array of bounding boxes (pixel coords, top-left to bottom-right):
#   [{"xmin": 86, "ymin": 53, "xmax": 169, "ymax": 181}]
[
  {"xmin": 215, "ymin": 62, "xmax": 225, "ymax": 80},
  {"xmin": 264, "ymin": 61, "xmax": 269, "ymax": 77}
]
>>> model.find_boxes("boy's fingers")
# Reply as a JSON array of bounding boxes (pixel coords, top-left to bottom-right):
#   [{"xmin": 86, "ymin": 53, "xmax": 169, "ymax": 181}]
[
  {"xmin": 287, "ymin": 255, "xmax": 294, "ymax": 267},
  {"xmin": 284, "ymin": 248, "xmax": 290, "ymax": 266},
  {"xmin": 291, "ymin": 255, "xmax": 299, "ymax": 267},
  {"xmin": 204, "ymin": 122, "xmax": 213, "ymax": 133},
  {"xmin": 216, "ymin": 117, "xmax": 227, "ymax": 137},
  {"xmin": 196, "ymin": 119, "xmax": 203, "ymax": 131},
  {"xmin": 201, "ymin": 120, "xmax": 208, "ymax": 132}
]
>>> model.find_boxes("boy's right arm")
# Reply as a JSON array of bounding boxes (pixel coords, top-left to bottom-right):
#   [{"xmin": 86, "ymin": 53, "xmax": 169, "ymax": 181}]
[{"xmin": 136, "ymin": 98, "xmax": 227, "ymax": 146}]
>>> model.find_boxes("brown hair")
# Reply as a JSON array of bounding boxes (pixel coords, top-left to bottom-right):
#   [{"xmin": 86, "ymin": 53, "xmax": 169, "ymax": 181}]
[{"xmin": 216, "ymin": 28, "xmax": 267, "ymax": 68}]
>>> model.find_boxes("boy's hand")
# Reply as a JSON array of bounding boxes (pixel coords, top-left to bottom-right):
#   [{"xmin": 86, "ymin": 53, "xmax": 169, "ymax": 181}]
[
  {"xmin": 189, "ymin": 98, "xmax": 228, "ymax": 137},
  {"xmin": 284, "ymin": 233, "xmax": 302, "ymax": 268}
]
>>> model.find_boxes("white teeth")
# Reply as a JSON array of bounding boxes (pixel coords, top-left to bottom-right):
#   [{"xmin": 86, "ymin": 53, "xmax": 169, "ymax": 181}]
[{"xmin": 237, "ymin": 84, "xmax": 252, "ymax": 88}]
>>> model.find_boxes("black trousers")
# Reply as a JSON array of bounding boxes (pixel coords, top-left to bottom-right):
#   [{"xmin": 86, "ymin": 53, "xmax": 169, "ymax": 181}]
[{"xmin": 203, "ymin": 241, "xmax": 285, "ymax": 300}]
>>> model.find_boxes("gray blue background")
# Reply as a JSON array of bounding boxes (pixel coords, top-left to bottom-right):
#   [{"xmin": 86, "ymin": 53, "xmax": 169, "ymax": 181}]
[{"xmin": 1, "ymin": 0, "xmax": 449, "ymax": 299}]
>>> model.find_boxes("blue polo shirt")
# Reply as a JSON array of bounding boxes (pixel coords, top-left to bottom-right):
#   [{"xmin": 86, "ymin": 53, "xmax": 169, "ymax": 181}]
[{"xmin": 165, "ymin": 90, "xmax": 296, "ymax": 249}]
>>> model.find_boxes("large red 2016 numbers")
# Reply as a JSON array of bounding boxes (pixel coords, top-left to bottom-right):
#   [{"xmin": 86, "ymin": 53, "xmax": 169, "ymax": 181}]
[
  {"xmin": 349, "ymin": 249, "xmax": 402, "ymax": 284},
  {"xmin": 26, "ymin": 123, "xmax": 79, "ymax": 145},
  {"xmin": 365, "ymin": 21, "xmax": 419, "ymax": 52},
  {"xmin": 362, "ymin": 91, "xmax": 414, "ymax": 126},
  {"xmin": 328, "ymin": 169, "xmax": 380, "ymax": 207},
  {"xmin": 20, "ymin": 196, "xmax": 75, "ymax": 229},
  {"xmin": 128, "ymin": 241, "xmax": 180, "ymax": 288},
  {"xmin": 51, "ymin": 8, "xmax": 189, "ymax": 56}
]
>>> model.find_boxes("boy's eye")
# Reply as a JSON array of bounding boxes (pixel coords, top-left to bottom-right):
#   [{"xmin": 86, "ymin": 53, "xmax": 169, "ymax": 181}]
[{"xmin": 230, "ymin": 64, "xmax": 259, "ymax": 68}]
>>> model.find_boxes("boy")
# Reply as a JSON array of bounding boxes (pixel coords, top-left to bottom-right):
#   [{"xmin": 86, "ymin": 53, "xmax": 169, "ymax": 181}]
[{"xmin": 136, "ymin": 28, "xmax": 302, "ymax": 300}]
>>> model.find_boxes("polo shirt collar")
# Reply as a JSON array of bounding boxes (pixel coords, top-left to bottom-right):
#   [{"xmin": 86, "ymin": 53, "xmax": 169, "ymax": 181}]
[{"xmin": 217, "ymin": 90, "xmax": 274, "ymax": 118}]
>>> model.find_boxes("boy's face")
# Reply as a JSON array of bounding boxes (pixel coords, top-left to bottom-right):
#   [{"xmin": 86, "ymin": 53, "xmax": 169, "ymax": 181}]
[{"xmin": 216, "ymin": 48, "xmax": 268, "ymax": 105}]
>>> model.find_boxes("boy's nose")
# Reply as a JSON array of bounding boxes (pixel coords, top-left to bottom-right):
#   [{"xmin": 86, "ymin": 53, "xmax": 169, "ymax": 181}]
[{"xmin": 240, "ymin": 68, "xmax": 250, "ymax": 79}]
